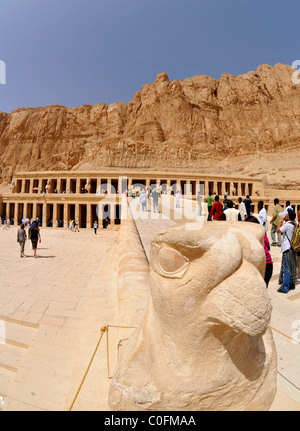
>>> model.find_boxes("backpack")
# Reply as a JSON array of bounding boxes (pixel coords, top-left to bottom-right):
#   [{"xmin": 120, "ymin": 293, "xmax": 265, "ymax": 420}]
[{"xmin": 290, "ymin": 223, "xmax": 300, "ymax": 253}]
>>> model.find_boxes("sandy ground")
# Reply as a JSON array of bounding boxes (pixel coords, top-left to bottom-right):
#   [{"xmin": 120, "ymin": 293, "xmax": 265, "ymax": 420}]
[
  {"xmin": 0, "ymin": 225, "xmax": 118, "ymax": 323},
  {"xmin": 0, "ymin": 225, "xmax": 120, "ymax": 410}
]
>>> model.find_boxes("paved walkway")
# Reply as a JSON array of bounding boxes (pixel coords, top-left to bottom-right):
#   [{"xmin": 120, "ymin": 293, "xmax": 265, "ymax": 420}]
[
  {"xmin": 0, "ymin": 226, "xmax": 120, "ymax": 410},
  {"xmin": 0, "ymin": 195, "xmax": 299, "ymax": 410},
  {"xmin": 133, "ymin": 197, "xmax": 300, "ymax": 410}
]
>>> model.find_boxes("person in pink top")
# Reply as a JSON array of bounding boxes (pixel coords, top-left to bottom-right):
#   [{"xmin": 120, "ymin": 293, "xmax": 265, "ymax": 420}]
[{"xmin": 247, "ymin": 216, "xmax": 273, "ymax": 288}]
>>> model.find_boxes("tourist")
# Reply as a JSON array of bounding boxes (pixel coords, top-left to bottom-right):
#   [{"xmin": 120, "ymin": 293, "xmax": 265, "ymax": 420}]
[
  {"xmin": 104, "ymin": 216, "xmax": 110, "ymax": 228},
  {"xmin": 224, "ymin": 200, "xmax": 241, "ymax": 221},
  {"xmin": 17, "ymin": 223, "xmax": 27, "ymax": 258},
  {"xmin": 247, "ymin": 216, "xmax": 273, "ymax": 288},
  {"xmin": 196, "ymin": 192, "xmax": 202, "ymax": 216},
  {"xmin": 258, "ymin": 201, "xmax": 268, "ymax": 233},
  {"xmin": 243, "ymin": 195, "xmax": 252, "ymax": 218},
  {"xmin": 279, "ymin": 200, "xmax": 293, "ymax": 218},
  {"xmin": 3, "ymin": 219, "xmax": 7, "ymax": 230},
  {"xmin": 223, "ymin": 194, "xmax": 229, "ymax": 211},
  {"xmin": 152, "ymin": 188, "xmax": 159, "ymax": 213},
  {"xmin": 93, "ymin": 220, "xmax": 98, "ymax": 234},
  {"xmin": 209, "ymin": 195, "xmax": 224, "ymax": 220},
  {"xmin": 297, "ymin": 210, "xmax": 300, "ymax": 281},
  {"xmin": 270, "ymin": 198, "xmax": 283, "ymax": 246},
  {"xmin": 175, "ymin": 191, "xmax": 181, "ymax": 208},
  {"xmin": 205, "ymin": 193, "xmax": 214, "ymax": 221},
  {"xmin": 276, "ymin": 208, "xmax": 297, "ymax": 293},
  {"xmin": 238, "ymin": 197, "xmax": 247, "ymax": 221},
  {"xmin": 74, "ymin": 220, "xmax": 79, "ymax": 232},
  {"xmin": 28, "ymin": 220, "xmax": 41, "ymax": 258},
  {"xmin": 140, "ymin": 190, "xmax": 148, "ymax": 212}
]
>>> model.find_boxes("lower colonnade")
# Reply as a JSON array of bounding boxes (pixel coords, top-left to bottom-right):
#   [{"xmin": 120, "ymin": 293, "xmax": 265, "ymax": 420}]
[{"xmin": 1, "ymin": 169, "xmax": 300, "ymax": 228}]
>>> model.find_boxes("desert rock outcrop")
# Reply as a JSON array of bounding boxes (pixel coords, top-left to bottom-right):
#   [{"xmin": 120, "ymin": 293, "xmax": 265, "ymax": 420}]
[{"xmin": 0, "ymin": 63, "xmax": 299, "ymax": 190}]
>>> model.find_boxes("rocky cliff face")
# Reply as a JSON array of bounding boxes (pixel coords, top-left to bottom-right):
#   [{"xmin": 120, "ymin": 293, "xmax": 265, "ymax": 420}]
[{"xmin": 0, "ymin": 63, "xmax": 299, "ymax": 189}]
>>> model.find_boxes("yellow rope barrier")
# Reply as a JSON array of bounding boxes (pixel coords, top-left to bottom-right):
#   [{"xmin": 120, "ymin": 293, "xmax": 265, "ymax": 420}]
[
  {"xmin": 270, "ymin": 325, "xmax": 300, "ymax": 344},
  {"xmin": 68, "ymin": 322, "xmax": 297, "ymax": 410},
  {"xmin": 68, "ymin": 324, "xmax": 136, "ymax": 411}
]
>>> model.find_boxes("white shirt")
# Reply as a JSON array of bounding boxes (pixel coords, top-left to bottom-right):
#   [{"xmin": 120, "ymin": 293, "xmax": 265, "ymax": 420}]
[
  {"xmin": 258, "ymin": 208, "xmax": 268, "ymax": 232},
  {"xmin": 280, "ymin": 221, "xmax": 295, "ymax": 253},
  {"xmin": 224, "ymin": 208, "xmax": 240, "ymax": 221},
  {"xmin": 239, "ymin": 202, "xmax": 247, "ymax": 221}
]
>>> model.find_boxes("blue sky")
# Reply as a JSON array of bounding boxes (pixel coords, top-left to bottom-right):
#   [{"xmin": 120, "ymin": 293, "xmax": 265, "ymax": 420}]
[{"xmin": 0, "ymin": 0, "xmax": 298, "ymax": 113}]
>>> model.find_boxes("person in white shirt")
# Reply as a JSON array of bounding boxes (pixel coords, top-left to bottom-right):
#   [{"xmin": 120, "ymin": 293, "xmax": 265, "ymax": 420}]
[
  {"xmin": 238, "ymin": 197, "xmax": 247, "ymax": 221},
  {"xmin": 258, "ymin": 201, "xmax": 268, "ymax": 232},
  {"xmin": 224, "ymin": 200, "xmax": 241, "ymax": 221}
]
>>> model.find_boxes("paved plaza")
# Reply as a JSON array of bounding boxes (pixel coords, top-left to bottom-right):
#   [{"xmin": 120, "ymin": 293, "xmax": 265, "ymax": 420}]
[{"xmin": 0, "ymin": 197, "xmax": 299, "ymax": 410}]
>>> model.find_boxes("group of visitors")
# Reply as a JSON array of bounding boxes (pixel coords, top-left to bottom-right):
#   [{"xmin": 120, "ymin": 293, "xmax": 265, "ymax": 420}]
[
  {"xmin": 205, "ymin": 194, "xmax": 300, "ymax": 293},
  {"xmin": 68, "ymin": 220, "xmax": 79, "ymax": 232},
  {"xmin": 137, "ymin": 188, "xmax": 160, "ymax": 213},
  {"xmin": 1, "ymin": 217, "xmax": 11, "ymax": 229},
  {"xmin": 16, "ymin": 219, "xmax": 41, "ymax": 258},
  {"xmin": 206, "ymin": 194, "xmax": 252, "ymax": 222}
]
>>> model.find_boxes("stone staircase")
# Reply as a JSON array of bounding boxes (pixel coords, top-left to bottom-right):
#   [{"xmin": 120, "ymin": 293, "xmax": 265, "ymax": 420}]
[{"xmin": 0, "ymin": 319, "xmax": 37, "ymax": 401}]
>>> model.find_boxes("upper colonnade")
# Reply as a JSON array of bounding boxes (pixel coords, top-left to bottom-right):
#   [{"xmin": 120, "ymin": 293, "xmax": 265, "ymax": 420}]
[
  {"xmin": 8, "ymin": 169, "xmax": 261, "ymax": 197},
  {"xmin": 0, "ymin": 169, "xmax": 282, "ymax": 229}
]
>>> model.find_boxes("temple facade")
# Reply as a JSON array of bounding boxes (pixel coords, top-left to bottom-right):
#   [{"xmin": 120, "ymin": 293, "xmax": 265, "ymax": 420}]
[{"xmin": 0, "ymin": 169, "xmax": 297, "ymax": 228}]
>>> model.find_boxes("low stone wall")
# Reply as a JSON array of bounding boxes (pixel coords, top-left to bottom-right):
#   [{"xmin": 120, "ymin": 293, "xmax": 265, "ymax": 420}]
[{"xmin": 117, "ymin": 202, "xmax": 150, "ymax": 327}]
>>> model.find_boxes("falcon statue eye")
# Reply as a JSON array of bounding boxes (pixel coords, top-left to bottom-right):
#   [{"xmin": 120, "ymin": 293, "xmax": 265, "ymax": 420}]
[{"xmin": 156, "ymin": 246, "xmax": 189, "ymax": 278}]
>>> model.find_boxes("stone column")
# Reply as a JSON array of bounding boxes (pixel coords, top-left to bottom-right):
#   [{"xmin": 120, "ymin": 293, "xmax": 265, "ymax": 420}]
[
  {"xmin": 66, "ymin": 178, "xmax": 71, "ymax": 194},
  {"xmin": 87, "ymin": 203, "xmax": 92, "ymax": 228},
  {"xmin": 107, "ymin": 179, "xmax": 112, "ymax": 194},
  {"xmin": 32, "ymin": 202, "xmax": 37, "ymax": 220},
  {"xmin": 42, "ymin": 203, "xmax": 47, "ymax": 227},
  {"xmin": 14, "ymin": 202, "xmax": 19, "ymax": 223},
  {"xmin": 98, "ymin": 203, "xmax": 103, "ymax": 229},
  {"xmin": 204, "ymin": 181, "xmax": 209, "ymax": 196},
  {"xmin": 23, "ymin": 202, "xmax": 28, "ymax": 219},
  {"xmin": 75, "ymin": 203, "xmax": 80, "ymax": 224},
  {"xmin": 6, "ymin": 202, "xmax": 10, "ymax": 219},
  {"xmin": 97, "ymin": 178, "xmax": 101, "ymax": 194},
  {"xmin": 186, "ymin": 180, "xmax": 191, "ymax": 196},
  {"xmin": 63, "ymin": 203, "xmax": 68, "ymax": 228},
  {"xmin": 56, "ymin": 178, "xmax": 61, "ymax": 193},
  {"xmin": 29, "ymin": 179, "xmax": 34, "ymax": 194},
  {"xmin": 110, "ymin": 204, "xmax": 115, "ymax": 225},
  {"xmin": 76, "ymin": 179, "xmax": 80, "ymax": 194},
  {"xmin": 52, "ymin": 203, "xmax": 57, "ymax": 227}
]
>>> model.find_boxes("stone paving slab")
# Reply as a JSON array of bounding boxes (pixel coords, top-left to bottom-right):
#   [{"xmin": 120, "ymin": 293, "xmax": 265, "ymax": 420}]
[{"xmin": 0, "ymin": 226, "xmax": 119, "ymax": 411}]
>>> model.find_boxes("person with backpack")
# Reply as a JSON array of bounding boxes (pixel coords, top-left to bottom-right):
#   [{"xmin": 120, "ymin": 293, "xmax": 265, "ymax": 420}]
[{"xmin": 276, "ymin": 208, "xmax": 297, "ymax": 293}]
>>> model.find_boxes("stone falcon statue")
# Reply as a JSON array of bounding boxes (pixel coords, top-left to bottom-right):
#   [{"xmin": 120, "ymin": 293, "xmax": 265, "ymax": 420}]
[{"xmin": 108, "ymin": 221, "xmax": 277, "ymax": 411}]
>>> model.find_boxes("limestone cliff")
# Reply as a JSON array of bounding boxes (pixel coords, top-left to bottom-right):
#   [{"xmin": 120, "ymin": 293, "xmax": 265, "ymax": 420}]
[{"xmin": 0, "ymin": 63, "xmax": 299, "ymax": 189}]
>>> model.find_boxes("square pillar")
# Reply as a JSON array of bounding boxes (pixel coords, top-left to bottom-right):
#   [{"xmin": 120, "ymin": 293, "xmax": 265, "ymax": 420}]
[
  {"xmin": 42, "ymin": 203, "xmax": 47, "ymax": 227},
  {"xmin": 86, "ymin": 203, "xmax": 92, "ymax": 228},
  {"xmin": 63, "ymin": 203, "xmax": 68, "ymax": 228},
  {"xmin": 53, "ymin": 203, "xmax": 58, "ymax": 227}
]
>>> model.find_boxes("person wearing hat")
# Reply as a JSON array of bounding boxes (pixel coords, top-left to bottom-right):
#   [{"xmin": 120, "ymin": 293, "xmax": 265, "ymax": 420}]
[{"xmin": 276, "ymin": 208, "xmax": 297, "ymax": 293}]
